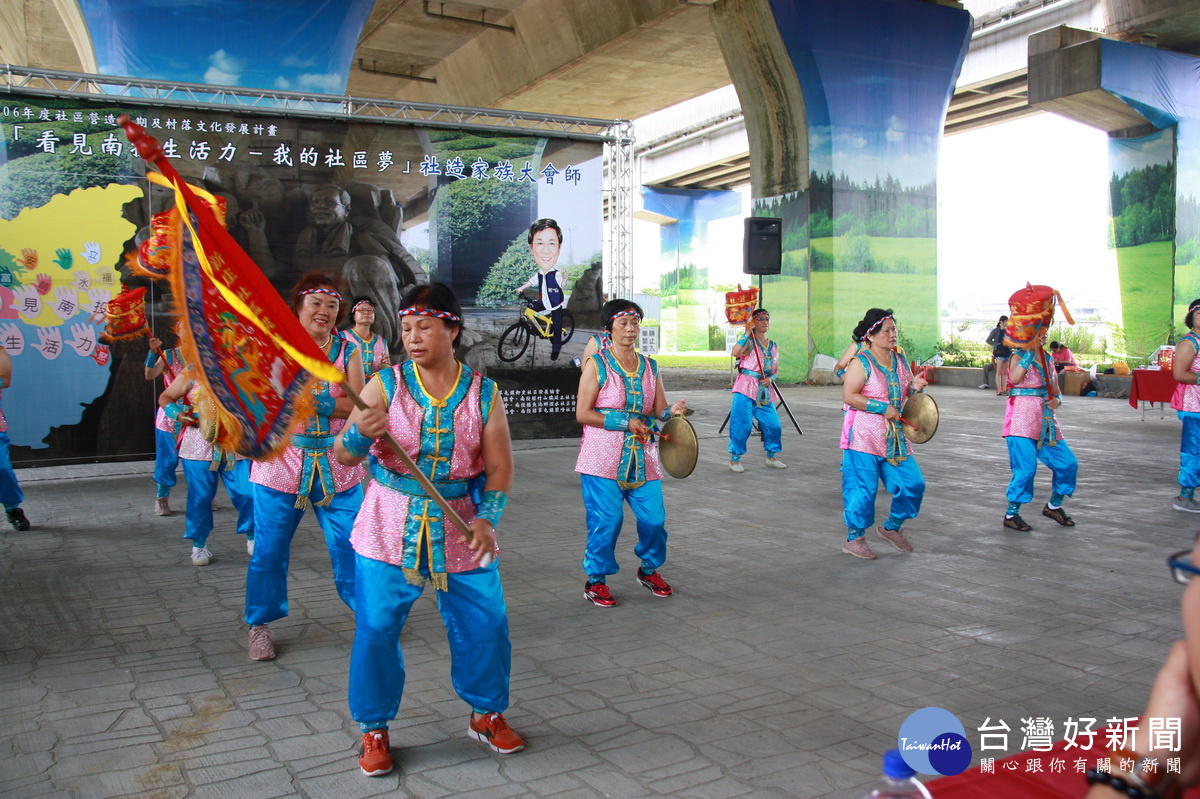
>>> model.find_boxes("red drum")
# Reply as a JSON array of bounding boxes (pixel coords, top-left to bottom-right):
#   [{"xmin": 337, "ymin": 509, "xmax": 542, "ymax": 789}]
[{"xmin": 1004, "ymin": 283, "xmax": 1074, "ymax": 350}]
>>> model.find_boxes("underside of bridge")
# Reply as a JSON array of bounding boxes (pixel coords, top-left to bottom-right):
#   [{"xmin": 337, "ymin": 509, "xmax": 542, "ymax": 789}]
[{"xmin": 2, "ymin": 0, "xmax": 1200, "ymax": 190}]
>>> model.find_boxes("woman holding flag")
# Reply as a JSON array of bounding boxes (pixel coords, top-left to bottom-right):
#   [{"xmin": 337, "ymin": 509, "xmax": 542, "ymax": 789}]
[
  {"xmin": 334, "ymin": 283, "xmax": 522, "ymax": 777},
  {"xmin": 728, "ymin": 308, "xmax": 786, "ymax": 473},
  {"xmin": 244, "ymin": 272, "xmax": 366, "ymax": 662}
]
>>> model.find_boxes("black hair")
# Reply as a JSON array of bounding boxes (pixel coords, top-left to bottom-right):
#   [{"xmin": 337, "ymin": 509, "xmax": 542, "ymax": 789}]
[
  {"xmin": 1049, "ymin": 341, "xmax": 1061, "ymax": 350},
  {"xmin": 527, "ymin": 218, "xmax": 563, "ymax": 245},
  {"xmin": 600, "ymin": 298, "xmax": 644, "ymax": 332},
  {"xmin": 1187, "ymin": 298, "xmax": 1200, "ymax": 330},
  {"xmin": 852, "ymin": 308, "xmax": 895, "ymax": 343},
  {"xmin": 999, "ymin": 315, "xmax": 1009, "ymax": 323},
  {"xmin": 399, "ymin": 282, "xmax": 464, "ymax": 347}
]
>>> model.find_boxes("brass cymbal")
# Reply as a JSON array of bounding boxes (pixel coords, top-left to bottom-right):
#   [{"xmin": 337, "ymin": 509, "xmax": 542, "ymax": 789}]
[
  {"xmin": 901, "ymin": 392, "xmax": 939, "ymax": 444},
  {"xmin": 659, "ymin": 415, "xmax": 699, "ymax": 478}
]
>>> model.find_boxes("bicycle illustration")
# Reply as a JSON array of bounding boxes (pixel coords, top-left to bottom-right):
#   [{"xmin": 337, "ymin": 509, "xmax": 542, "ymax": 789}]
[{"xmin": 496, "ymin": 300, "xmax": 575, "ymax": 362}]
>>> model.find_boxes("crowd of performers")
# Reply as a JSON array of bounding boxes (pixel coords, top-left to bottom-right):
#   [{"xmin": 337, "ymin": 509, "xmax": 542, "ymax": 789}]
[{"xmin": 113, "ymin": 270, "xmax": 1146, "ymax": 777}]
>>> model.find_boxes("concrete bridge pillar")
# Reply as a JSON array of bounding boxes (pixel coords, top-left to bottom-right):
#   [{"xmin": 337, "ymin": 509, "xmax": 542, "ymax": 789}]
[
  {"xmin": 1030, "ymin": 26, "xmax": 1200, "ymax": 357},
  {"xmin": 708, "ymin": 0, "xmax": 970, "ymax": 379}
]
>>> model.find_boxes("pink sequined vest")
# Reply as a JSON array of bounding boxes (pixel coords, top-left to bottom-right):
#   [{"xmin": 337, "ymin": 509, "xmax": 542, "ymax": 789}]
[
  {"xmin": 840, "ymin": 350, "xmax": 912, "ymax": 459},
  {"xmin": 575, "ymin": 352, "xmax": 663, "ymax": 482},
  {"xmin": 251, "ymin": 337, "xmax": 364, "ymax": 493},
  {"xmin": 1172, "ymin": 334, "xmax": 1200, "ymax": 412},
  {"xmin": 1002, "ymin": 350, "xmax": 1061, "ymax": 441},
  {"xmin": 733, "ymin": 338, "xmax": 779, "ymax": 402},
  {"xmin": 351, "ymin": 362, "xmax": 497, "ymax": 584},
  {"xmin": 154, "ymin": 348, "xmax": 185, "ymax": 434}
]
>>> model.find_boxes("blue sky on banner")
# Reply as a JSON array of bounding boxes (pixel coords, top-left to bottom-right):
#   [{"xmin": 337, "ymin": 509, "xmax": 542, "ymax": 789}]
[{"xmin": 80, "ymin": 0, "xmax": 372, "ymax": 94}]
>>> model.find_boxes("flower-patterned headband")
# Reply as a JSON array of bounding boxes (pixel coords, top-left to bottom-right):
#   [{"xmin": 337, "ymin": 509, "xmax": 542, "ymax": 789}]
[
  {"xmin": 611, "ymin": 309, "xmax": 642, "ymax": 321},
  {"xmin": 351, "ymin": 300, "xmax": 375, "ymax": 315},
  {"xmin": 398, "ymin": 306, "xmax": 462, "ymax": 323},
  {"xmin": 300, "ymin": 287, "xmax": 342, "ymax": 303},
  {"xmin": 752, "ymin": 309, "xmax": 770, "ymax": 320}
]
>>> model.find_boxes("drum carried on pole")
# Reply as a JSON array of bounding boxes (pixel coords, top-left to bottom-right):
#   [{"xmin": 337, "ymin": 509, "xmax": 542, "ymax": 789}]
[
  {"xmin": 658, "ymin": 416, "xmax": 699, "ymax": 478},
  {"xmin": 900, "ymin": 393, "xmax": 939, "ymax": 444}
]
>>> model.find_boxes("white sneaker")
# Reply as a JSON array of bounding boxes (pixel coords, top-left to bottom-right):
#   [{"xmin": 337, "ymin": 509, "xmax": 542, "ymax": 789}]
[
  {"xmin": 246, "ymin": 538, "xmax": 255, "ymax": 555},
  {"xmin": 729, "ymin": 461, "xmax": 745, "ymax": 473},
  {"xmin": 977, "ymin": 383, "xmax": 989, "ymax": 390},
  {"xmin": 765, "ymin": 457, "xmax": 787, "ymax": 469},
  {"xmin": 191, "ymin": 546, "xmax": 212, "ymax": 566}
]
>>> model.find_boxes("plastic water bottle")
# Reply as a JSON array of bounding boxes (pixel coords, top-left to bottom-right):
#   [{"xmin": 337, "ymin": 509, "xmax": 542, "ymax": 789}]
[{"xmin": 865, "ymin": 749, "xmax": 933, "ymax": 798}]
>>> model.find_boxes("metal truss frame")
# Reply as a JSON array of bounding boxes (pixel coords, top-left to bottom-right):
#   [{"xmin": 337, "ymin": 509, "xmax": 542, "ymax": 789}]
[{"xmin": 0, "ymin": 65, "xmax": 635, "ymax": 292}]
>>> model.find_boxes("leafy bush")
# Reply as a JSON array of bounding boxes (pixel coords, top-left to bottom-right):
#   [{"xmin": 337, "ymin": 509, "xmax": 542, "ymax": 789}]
[{"xmin": 474, "ymin": 232, "xmax": 535, "ymax": 307}]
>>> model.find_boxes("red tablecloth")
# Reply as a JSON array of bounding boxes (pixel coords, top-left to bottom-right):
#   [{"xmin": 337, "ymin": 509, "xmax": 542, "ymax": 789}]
[{"xmin": 1129, "ymin": 368, "xmax": 1178, "ymax": 409}]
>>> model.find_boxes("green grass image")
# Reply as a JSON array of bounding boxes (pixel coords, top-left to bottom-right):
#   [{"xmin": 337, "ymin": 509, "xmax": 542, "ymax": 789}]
[
  {"xmin": 676, "ymin": 289, "xmax": 709, "ymax": 352},
  {"xmin": 1116, "ymin": 241, "xmax": 1173, "ymax": 357}
]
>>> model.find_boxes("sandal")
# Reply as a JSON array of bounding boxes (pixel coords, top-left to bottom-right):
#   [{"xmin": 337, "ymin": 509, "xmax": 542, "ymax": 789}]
[
  {"xmin": 1003, "ymin": 514, "xmax": 1032, "ymax": 532},
  {"xmin": 1042, "ymin": 504, "xmax": 1075, "ymax": 527}
]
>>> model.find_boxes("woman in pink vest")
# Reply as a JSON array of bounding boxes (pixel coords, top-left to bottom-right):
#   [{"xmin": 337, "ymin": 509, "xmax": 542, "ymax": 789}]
[
  {"xmin": 839, "ymin": 308, "xmax": 927, "ymax": 560},
  {"xmin": 575, "ymin": 299, "xmax": 687, "ymax": 606},
  {"xmin": 335, "ymin": 283, "xmax": 522, "ymax": 777},
  {"xmin": 244, "ymin": 272, "xmax": 365, "ymax": 662},
  {"xmin": 1173, "ymin": 299, "xmax": 1200, "ymax": 513}
]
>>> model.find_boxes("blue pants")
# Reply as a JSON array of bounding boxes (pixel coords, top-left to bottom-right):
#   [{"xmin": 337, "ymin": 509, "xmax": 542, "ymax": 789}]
[
  {"xmin": 728, "ymin": 391, "xmax": 782, "ymax": 461},
  {"xmin": 349, "ymin": 554, "xmax": 510, "ymax": 728},
  {"xmin": 244, "ymin": 480, "xmax": 362, "ymax": 626},
  {"xmin": 841, "ymin": 449, "xmax": 925, "ymax": 534},
  {"xmin": 580, "ymin": 474, "xmax": 668, "ymax": 579},
  {"xmin": 154, "ymin": 427, "xmax": 178, "ymax": 497},
  {"xmin": 1180, "ymin": 413, "xmax": 1200, "ymax": 491},
  {"xmin": 181, "ymin": 458, "xmax": 254, "ymax": 548},
  {"xmin": 1005, "ymin": 436, "xmax": 1077, "ymax": 504},
  {"xmin": 0, "ymin": 431, "xmax": 23, "ymax": 509}
]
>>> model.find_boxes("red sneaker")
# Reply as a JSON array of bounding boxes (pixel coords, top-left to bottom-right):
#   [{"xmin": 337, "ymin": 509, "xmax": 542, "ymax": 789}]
[
  {"xmin": 636, "ymin": 569, "xmax": 673, "ymax": 597},
  {"xmin": 358, "ymin": 729, "xmax": 393, "ymax": 777},
  {"xmin": 584, "ymin": 581, "xmax": 618, "ymax": 607},
  {"xmin": 468, "ymin": 712, "xmax": 525, "ymax": 754}
]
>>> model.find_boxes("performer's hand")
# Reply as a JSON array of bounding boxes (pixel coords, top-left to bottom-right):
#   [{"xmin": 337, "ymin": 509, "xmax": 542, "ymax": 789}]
[
  {"xmin": 357, "ymin": 406, "xmax": 388, "ymax": 439},
  {"xmin": 744, "ymin": 318, "xmax": 755, "ymax": 332},
  {"xmin": 1047, "ymin": 396, "xmax": 1061, "ymax": 410},
  {"xmin": 148, "ymin": 336, "xmax": 162, "ymax": 353},
  {"xmin": 628, "ymin": 418, "xmax": 651, "ymax": 440},
  {"xmin": 464, "ymin": 518, "xmax": 497, "ymax": 565},
  {"xmin": 670, "ymin": 400, "xmax": 687, "ymax": 417},
  {"xmin": 883, "ymin": 404, "xmax": 901, "ymax": 422},
  {"xmin": 911, "ymin": 375, "xmax": 928, "ymax": 392}
]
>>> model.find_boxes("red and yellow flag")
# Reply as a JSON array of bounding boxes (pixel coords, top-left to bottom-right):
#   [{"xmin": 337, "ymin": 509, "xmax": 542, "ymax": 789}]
[{"xmin": 119, "ymin": 116, "xmax": 343, "ymax": 459}]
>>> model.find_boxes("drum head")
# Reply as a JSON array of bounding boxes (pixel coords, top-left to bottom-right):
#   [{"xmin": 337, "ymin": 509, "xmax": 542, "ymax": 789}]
[
  {"xmin": 901, "ymin": 392, "xmax": 939, "ymax": 444},
  {"xmin": 659, "ymin": 416, "xmax": 699, "ymax": 478}
]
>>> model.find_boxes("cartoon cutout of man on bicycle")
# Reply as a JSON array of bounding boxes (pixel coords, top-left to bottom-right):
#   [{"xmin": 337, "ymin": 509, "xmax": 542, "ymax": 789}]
[{"xmin": 514, "ymin": 219, "xmax": 569, "ymax": 361}]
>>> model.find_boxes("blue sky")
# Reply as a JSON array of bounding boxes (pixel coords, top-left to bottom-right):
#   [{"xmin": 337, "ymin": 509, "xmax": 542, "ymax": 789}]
[{"xmin": 80, "ymin": 0, "xmax": 372, "ymax": 94}]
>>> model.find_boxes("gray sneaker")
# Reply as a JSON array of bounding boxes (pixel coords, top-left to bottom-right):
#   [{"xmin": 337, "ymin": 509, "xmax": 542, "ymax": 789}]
[
  {"xmin": 248, "ymin": 625, "xmax": 276, "ymax": 660},
  {"xmin": 1174, "ymin": 496, "xmax": 1200, "ymax": 513}
]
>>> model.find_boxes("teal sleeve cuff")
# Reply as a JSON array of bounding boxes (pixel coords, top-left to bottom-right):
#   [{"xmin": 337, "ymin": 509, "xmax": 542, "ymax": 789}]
[
  {"xmin": 476, "ymin": 490, "xmax": 507, "ymax": 527},
  {"xmin": 341, "ymin": 422, "xmax": 373, "ymax": 458},
  {"xmin": 865, "ymin": 398, "xmax": 888, "ymax": 414},
  {"xmin": 602, "ymin": 411, "xmax": 629, "ymax": 431}
]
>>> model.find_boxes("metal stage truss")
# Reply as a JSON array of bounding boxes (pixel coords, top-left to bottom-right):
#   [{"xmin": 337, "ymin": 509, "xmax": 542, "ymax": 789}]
[{"xmin": 0, "ymin": 64, "xmax": 635, "ymax": 299}]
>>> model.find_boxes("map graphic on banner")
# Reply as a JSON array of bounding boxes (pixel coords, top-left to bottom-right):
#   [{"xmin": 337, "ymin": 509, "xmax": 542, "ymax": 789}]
[{"xmin": 0, "ymin": 95, "xmax": 604, "ymax": 461}]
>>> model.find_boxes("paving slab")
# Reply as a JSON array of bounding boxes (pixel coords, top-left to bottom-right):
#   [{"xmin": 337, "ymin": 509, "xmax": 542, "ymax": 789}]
[{"xmin": 0, "ymin": 383, "xmax": 1189, "ymax": 797}]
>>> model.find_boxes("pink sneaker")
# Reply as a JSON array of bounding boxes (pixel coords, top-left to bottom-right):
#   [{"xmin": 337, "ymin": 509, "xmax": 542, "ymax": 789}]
[
  {"xmin": 877, "ymin": 525, "xmax": 913, "ymax": 553},
  {"xmin": 841, "ymin": 537, "xmax": 877, "ymax": 560}
]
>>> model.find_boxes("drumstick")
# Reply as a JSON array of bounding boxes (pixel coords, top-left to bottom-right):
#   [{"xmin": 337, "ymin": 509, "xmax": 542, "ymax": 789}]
[{"xmin": 898, "ymin": 416, "xmax": 919, "ymax": 431}]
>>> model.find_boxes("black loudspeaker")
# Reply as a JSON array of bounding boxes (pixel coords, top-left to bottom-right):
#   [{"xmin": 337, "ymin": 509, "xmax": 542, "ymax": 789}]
[{"xmin": 743, "ymin": 217, "xmax": 782, "ymax": 275}]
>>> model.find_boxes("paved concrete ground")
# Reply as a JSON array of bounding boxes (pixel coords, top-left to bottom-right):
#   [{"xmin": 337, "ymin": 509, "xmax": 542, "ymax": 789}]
[{"xmin": 0, "ymin": 383, "xmax": 1191, "ymax": 798}]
